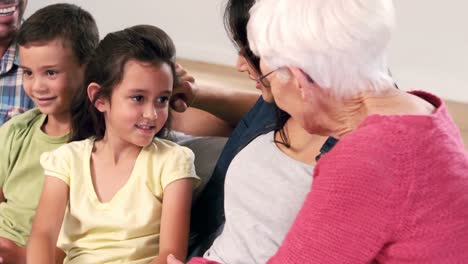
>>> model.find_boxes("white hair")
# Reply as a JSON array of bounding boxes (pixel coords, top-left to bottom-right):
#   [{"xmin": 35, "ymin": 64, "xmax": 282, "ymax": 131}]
[{"xmin": 248, "ymin": 0, "xmax": 396, "ymax": 97}]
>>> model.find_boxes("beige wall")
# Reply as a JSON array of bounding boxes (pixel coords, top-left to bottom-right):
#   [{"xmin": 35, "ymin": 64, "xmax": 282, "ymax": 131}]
[
  {"xmin": 388, "ymin": 1, "xmax": 468, "ymax": 103},
  {"xmin": 25, "ymin": 0, "xmax": 236, "ymax": 64}
]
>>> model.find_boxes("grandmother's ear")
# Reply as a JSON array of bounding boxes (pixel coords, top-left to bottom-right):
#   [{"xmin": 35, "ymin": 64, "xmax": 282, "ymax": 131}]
[
  {"xmin": 289, "ymin": 67, "xmax": 314, "ymax": 85},
  {"xmin": 288, "ymin": 67, "xmax": 315, "ymax": 99}
]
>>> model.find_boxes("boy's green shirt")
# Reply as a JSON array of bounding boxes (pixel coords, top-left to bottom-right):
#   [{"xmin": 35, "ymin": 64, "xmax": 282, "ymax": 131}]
[{"xmin": 0, "ymin": 108, "xmax": 69, "ymax": 246}]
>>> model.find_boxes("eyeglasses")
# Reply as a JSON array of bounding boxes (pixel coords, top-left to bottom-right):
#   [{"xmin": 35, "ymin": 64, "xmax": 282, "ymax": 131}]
[{"xmin": 257, "ymin": 69, "xmax": 277, "ymax": 87}]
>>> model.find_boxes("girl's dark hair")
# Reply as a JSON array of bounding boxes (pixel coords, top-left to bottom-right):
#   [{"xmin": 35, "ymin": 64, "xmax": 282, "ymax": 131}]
[
  {"xmin": 224, "ymin": 0, "xmax": 291, "ymax": 147},
  {"xmin": 70, "ymin": 25, "xmax": 178, "ymax": 142}
]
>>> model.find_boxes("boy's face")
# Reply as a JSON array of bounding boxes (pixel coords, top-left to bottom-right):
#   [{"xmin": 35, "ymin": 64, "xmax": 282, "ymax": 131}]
[
  {"xmin": 0, "ymin": 0, "xmax": 27, "ymax": 42},
  {"xmin": 96, "ymin": 60, "xmax": 173, "ymax": 148},
  {"xmin": 19, "ymin": 38, "xmax": 84, "ymax": 119}
]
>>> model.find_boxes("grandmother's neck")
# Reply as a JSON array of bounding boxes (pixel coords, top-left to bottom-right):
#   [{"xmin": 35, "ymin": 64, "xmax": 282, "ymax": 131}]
[{"xmin": 323, "ymin": 88, "xmax": 400, "ymax": 139}]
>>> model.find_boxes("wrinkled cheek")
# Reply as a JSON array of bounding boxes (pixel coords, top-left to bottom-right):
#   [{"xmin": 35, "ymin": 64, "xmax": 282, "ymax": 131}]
[
  {"xmin": 270, "ymin": 85, "xmax": 283, "ymax": 104},
  {"xmin": 272, "ymin": 89, "xmax": 292, "ymax": 114}
]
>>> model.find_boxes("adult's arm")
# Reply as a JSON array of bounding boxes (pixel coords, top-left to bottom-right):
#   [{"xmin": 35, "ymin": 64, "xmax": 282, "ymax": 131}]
[
  {"xmin": 188, "ymin": 84, "xmax": 260, "ymax": 128},
  {"xmin": 170, "ymin": 64, "xmax": 260, "ymax": 136}
]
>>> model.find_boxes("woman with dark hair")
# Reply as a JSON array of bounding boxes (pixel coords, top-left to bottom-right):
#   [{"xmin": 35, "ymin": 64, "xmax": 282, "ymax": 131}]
[{"xmin": 172, "ymin": 0, "xmax": 335, "ymax": 263}]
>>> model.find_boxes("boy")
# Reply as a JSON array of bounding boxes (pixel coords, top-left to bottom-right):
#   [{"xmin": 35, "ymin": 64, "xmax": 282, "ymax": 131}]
[{"xmin": 0, "ymin": 3, "xmax": 99, "ymax": 263}]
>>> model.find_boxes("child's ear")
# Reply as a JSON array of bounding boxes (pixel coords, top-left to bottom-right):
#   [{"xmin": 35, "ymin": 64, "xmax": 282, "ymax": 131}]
[{"xmin": 87, "ymin": 82, "xmax": 106, "ymax": 112}]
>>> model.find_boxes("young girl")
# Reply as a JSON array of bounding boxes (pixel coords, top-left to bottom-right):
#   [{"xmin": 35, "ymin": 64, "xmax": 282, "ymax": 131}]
[{"xmin": 27, "ymin": 25, "xmax": 199, "ymax": 264}]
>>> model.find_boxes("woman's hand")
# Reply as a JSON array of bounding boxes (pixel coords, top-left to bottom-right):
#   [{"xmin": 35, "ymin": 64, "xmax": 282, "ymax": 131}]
[
  {"xmin": 171, "ymin": 64, "xmax": 198, "ymax": 112},
  {"xmin": 167, "ymin": 254, "xmax": 184, "ymax": 264}
]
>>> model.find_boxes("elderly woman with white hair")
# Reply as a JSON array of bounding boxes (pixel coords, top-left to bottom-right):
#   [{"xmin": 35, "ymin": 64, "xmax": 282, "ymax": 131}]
[
  {"xmin": 245, "ymin": 0, "xmax": 468, "ymax": 263},
  {"xmin": 169, "ymin": 0, "xmax": 468, "ymax": 263}
]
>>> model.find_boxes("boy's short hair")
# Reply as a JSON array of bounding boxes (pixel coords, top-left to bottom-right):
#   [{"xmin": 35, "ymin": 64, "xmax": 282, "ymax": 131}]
[{"xmin": 17, "ymin": 3, "xmax": 99, "ymax": 65}]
